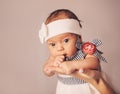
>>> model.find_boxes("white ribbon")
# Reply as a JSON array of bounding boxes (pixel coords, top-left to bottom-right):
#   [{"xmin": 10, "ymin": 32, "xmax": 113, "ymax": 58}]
[{"xmin": 39, "ymin": 19, "xmax": 82, "ymax": 43}]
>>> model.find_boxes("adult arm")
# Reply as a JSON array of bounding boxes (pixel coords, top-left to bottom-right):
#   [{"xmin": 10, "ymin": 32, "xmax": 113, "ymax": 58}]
[{"xmin": 72, "ymin": 70, "xmax": 116, "ymax": 94}]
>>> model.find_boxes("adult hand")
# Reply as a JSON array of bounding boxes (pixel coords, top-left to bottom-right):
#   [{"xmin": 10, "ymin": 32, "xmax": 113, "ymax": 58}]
[{"xmin": 72, "ymin": 70, "xmax": 116, "ymax": 94}]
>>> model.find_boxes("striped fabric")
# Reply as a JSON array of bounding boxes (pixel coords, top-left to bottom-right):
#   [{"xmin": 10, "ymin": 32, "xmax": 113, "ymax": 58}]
[
  {"xmin": 57, "ymin": 75, "xmax": 86, "ymax": 84},
  {"xmin": 91, "ymin": 39, "xmax": 107, "ymax": 63},
  {"xmin": 91, "ymin": 39, "xmax": 102, "ymax": 47}
]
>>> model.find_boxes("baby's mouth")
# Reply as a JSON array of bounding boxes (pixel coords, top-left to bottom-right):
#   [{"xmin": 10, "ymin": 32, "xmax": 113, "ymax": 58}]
[
  {"xmin": 61, "ymin": 53, "xmax": 71, "ymax": 60},
  {"xmin": 63, "ymin": 53, "xmax": 66, "ymax": 56},
  {"xmin": 63, "ymin": 54, "xmax": 69, "ymax": 61}
]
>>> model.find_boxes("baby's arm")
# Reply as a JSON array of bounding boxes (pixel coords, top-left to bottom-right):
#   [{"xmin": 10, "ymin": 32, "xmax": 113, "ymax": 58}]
[
  {"xmin": 43, "ymin": 56, "xmax": 55, "ymax": 76},
  {"xmin": 59, "ymin": 54, "xmax": 100, "ymax": 74},
  {"xmin": 43, "ymin": 55, "xmax": 65, "ymax": 76},
  {"xmin": 75, "ymin": 54, "xmax": 100, "ymax": 70}
]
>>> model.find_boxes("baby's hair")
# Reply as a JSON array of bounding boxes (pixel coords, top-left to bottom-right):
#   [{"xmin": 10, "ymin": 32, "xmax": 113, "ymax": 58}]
[{"xmin": 45, "ymin": 9, "xmax": 82, "ymax": 28}]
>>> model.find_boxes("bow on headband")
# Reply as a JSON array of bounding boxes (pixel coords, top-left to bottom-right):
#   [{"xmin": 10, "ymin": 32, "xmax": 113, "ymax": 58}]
[{"xmin": 39, "ymin": 23, "xmax": 48, "ymax": 44}]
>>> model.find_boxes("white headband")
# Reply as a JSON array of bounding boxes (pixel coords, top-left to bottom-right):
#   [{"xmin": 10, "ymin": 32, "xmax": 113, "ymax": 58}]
[{"xmin": 39, "ymin": 19, "xmax": 82, "ymax": 43}]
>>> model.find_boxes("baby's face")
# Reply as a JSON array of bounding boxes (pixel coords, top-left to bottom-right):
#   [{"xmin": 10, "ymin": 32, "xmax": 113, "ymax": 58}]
[{"xmin": 47, "ymin": 33, "xmax": 79, "ymax": 58}]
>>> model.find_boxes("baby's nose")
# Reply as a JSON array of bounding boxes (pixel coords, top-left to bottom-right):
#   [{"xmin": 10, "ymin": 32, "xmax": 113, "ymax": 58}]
[{"xmin": 57, "ymin": 44, "xmax": 64, "ymax": 51}]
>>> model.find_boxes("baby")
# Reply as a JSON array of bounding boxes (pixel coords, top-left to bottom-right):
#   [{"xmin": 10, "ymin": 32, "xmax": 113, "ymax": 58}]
[{"xmin": 39, "ymin": 9, "xmax": 107, "ymax": 94}]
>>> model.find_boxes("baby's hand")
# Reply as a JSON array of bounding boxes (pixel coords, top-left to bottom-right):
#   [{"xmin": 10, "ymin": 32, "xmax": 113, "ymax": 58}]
[
  {"xmin": 58, "ymin": 61, "xmax": 77, "ymax": 75},
  {"xmin": 43, "ymin": 55, "xmax": 64, "ymax": 76},
  {"xmin": 47, "ymin": 61, "xmax": 77, "ymax": 75},
  {"xmin": 53, "ymin": 55, "xmax": 65, "ymax": 67},
  {"xmin": 44, "ymin": 66, "xmax": 55, "ymax": 76}
]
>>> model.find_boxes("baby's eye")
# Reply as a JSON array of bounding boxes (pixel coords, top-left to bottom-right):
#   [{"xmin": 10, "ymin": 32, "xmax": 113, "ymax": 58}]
[
  {"xmin": 50, "ymin": 43, "xmax": 56, "ymax": 46},
  {"xmin": 64, "ymin": 39, "xmax": 69, "ymax": 43}
]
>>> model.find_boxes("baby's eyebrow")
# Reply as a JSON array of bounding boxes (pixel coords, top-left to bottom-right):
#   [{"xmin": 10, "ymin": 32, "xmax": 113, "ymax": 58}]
[
  {"xmin": 62, "ymin": 37, "xmax": 69, "ymax": 41},
  {"xmin": 47, "ymin": 40, "xmax": 56, "ymax": 43}
]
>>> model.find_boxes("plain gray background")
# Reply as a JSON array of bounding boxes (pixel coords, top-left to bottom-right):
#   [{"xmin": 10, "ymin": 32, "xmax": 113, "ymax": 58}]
[{"xmin": 0, "ymin": 0, "xmax": 120, "ymax": 94}]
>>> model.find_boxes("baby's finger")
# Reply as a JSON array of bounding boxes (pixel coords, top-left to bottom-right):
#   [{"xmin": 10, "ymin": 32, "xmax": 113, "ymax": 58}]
[
  {"xmin": 56, "ymin": 55, "xmax": 65, "ymax": 61},
  {"xmin": 53, "ymin": 61, "xmax": 60, "ymax": 67},
  {"xmin": 44, "ymin": 68, "xmax": 52, "ymax": 74},
  {"xmin": 58, "ymin": 57, "xmax": 64, "ymax": 62}
]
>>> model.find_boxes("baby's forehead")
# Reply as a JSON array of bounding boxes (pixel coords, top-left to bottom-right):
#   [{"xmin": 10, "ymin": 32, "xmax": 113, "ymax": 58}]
[{"xmin": 47, "ymin": 33, "xmax": 76, "ymax": 42}]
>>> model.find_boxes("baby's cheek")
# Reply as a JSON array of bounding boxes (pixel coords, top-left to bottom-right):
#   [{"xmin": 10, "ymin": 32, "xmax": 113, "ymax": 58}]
[
  {"xmin": 50, "ymin": 50, "xmax": 57, "ymax": 56},
  {"xmin": 66, "ymin": 49, "xmax": 77, "ymax": 57}
]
